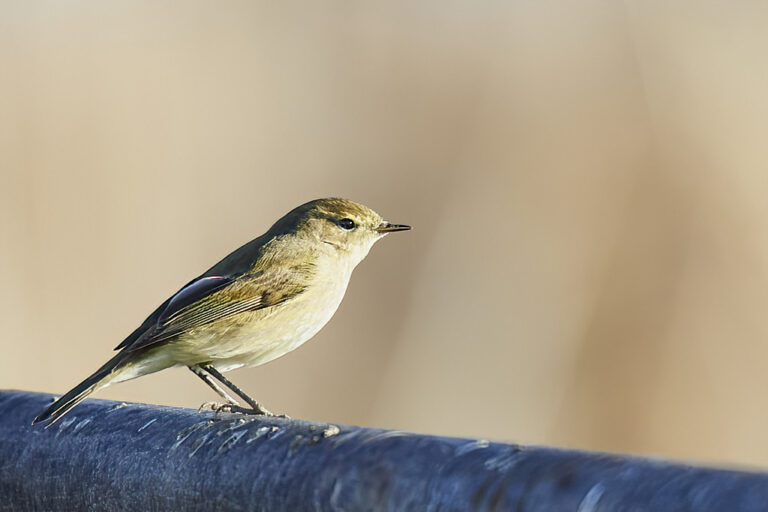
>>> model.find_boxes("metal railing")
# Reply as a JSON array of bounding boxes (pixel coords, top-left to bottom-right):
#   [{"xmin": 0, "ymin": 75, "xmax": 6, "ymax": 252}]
[{"xmin": 0, "ymin": 390, "xmax": 766, "ymax": 511}]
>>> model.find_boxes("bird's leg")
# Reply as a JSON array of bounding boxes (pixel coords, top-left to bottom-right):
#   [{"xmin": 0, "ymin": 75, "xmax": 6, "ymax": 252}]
[
  {"xmin": 200, "ymin": 364, "xmax": 274, "ymax": 416},
  {"xmin": 188, "ymin": 365, "xmax": 240, "ymax": 412}
]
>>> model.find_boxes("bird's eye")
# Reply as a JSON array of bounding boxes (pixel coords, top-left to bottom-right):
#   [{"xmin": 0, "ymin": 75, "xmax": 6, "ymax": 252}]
[{"xmin": 337, "ymin": 218, "xmax": 356, "ymax": 230}]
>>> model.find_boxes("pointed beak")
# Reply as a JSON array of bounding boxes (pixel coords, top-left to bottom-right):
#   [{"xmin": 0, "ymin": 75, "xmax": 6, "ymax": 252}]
[{"xmin": 375, "ymin": 222, "xmax": 411, "ymax": 233}]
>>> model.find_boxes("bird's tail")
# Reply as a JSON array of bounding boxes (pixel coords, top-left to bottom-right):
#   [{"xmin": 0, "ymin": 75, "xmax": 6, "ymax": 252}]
[{"xmin": 32, "ymin": 351, "xmax": 130, "ymax": 426}]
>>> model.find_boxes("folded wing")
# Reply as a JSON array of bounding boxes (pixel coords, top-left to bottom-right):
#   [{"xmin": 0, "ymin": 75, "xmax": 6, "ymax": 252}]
[{"xmin": 115, "ymin": 267, "xmax": 310, "ymax": 353}]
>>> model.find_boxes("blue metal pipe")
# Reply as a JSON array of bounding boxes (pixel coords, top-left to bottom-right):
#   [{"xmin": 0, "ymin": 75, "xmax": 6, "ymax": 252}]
[{"xmin": 0, "ymin": 390, "xmax": 766, "ymax": 511}]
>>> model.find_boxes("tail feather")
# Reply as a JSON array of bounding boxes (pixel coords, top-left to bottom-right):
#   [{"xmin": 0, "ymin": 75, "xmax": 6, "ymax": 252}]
[{"xmin": 33, "ymin": 352, "xmax": 128, "ymax": 426}]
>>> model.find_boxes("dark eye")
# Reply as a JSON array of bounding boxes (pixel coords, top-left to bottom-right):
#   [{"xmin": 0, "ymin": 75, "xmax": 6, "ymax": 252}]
[{"xmin": 337, "ymin": 218, "xmax": 356, "ymax": 230}]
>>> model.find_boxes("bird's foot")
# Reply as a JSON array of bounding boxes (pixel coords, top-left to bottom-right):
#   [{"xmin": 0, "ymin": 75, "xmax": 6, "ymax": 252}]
[
  {"xmin": 227, "ymin": 404, "xmax": 274, "ymax": 416},
  {"xmin": 197, "ymin": 401, "xmax": 234, "ymax": 413},
  {"xmin": 198, "ymin": 401, "xmax": 279, "ymax": 417}
]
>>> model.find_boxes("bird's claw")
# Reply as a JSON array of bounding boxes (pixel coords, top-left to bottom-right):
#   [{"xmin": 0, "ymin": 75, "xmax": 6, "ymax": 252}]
[
  {"xmin": 197, "ymin": 401, "xmax": 234, "ymax": 413},
  {"xmin": 197, "ymin": 401, "xmax": 279, "ymax": 417}
]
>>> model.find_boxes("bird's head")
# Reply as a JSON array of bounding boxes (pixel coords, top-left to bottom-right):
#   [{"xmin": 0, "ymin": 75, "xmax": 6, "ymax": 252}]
[{"xmin": 270, "ymin": 198, "xmax": 410, "ymax": 267}]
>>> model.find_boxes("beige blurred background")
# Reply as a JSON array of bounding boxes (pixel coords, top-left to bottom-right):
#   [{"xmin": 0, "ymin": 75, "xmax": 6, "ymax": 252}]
[{"xmin": 4, "ymin": 1, "xmax": 768, "ymax": 467}]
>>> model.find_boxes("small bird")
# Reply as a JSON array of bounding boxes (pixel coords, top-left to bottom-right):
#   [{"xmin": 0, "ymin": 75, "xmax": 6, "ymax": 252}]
[{"xmin": 34, "ymin": 198, "xmax": 410, "ymax": 425}]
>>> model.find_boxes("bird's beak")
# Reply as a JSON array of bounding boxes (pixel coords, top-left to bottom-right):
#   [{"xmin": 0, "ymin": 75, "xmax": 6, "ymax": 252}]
[{"xmin": 376, "ymin": 222, "xmax": 411, "ymax": 233}]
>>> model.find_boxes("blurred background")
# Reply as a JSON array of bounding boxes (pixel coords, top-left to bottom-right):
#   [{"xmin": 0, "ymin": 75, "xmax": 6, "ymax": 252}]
[{"xmin": 4, "ymin": 1, "xmax": 768, "ymax": 467}]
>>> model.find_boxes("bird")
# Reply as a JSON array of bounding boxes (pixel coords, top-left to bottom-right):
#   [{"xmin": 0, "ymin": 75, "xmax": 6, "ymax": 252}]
[{"xmin": 33, "ymin": 198, "xmax": 410, "ymax": 425}]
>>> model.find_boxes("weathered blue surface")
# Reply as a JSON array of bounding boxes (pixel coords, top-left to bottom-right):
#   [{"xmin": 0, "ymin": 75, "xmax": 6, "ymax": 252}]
[{"xmin": 0, "ymin": 390, "xmax": 767, "ymax": 511}]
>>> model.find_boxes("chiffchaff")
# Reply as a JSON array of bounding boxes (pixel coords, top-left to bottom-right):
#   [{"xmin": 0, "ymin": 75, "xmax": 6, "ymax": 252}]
[{"xmin": 34, "ymin": 198, "xmax": 410, "ymax": 425}]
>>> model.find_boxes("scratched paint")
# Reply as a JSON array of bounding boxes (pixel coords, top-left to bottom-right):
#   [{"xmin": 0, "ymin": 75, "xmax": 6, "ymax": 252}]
[{"xmin": 137, "ymin": 418, "xmax": 157, "ymax": 433}]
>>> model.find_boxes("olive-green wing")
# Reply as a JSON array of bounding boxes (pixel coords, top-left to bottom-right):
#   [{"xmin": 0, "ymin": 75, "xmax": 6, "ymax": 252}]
[{"xmin": 117, "ymin": 268, "xmax": 309, "ymax": 353}]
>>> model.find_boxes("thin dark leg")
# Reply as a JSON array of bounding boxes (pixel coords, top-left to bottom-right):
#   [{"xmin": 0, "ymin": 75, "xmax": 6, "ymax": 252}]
[
  {"xmin": 200, "ymin": 364, "xmax": 273, "ymax": 416},
  {"xmin": 188, "ymin": 366, "xmax": 239, "ymax": 405}
]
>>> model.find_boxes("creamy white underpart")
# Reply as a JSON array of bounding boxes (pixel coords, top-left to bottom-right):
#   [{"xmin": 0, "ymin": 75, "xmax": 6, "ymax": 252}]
[
  {"xmin": 180, "ymin": 264, "xmax": 352, "ymax": 372},
  {"xmin": 108, "ymin": 237, "xmax": 378, "ymax": 385}
]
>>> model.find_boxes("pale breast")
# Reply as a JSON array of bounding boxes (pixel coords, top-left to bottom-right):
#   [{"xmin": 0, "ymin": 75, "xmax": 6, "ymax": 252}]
[{"xmin": 171, "ymin": 265, "xmax": 352, "ymax": 371}]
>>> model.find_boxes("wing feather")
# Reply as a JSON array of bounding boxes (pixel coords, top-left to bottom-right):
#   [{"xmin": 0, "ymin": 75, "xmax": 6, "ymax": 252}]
[{"xmin": 119, "ymin": 266, "xmax": 311, "ymax": 353}]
